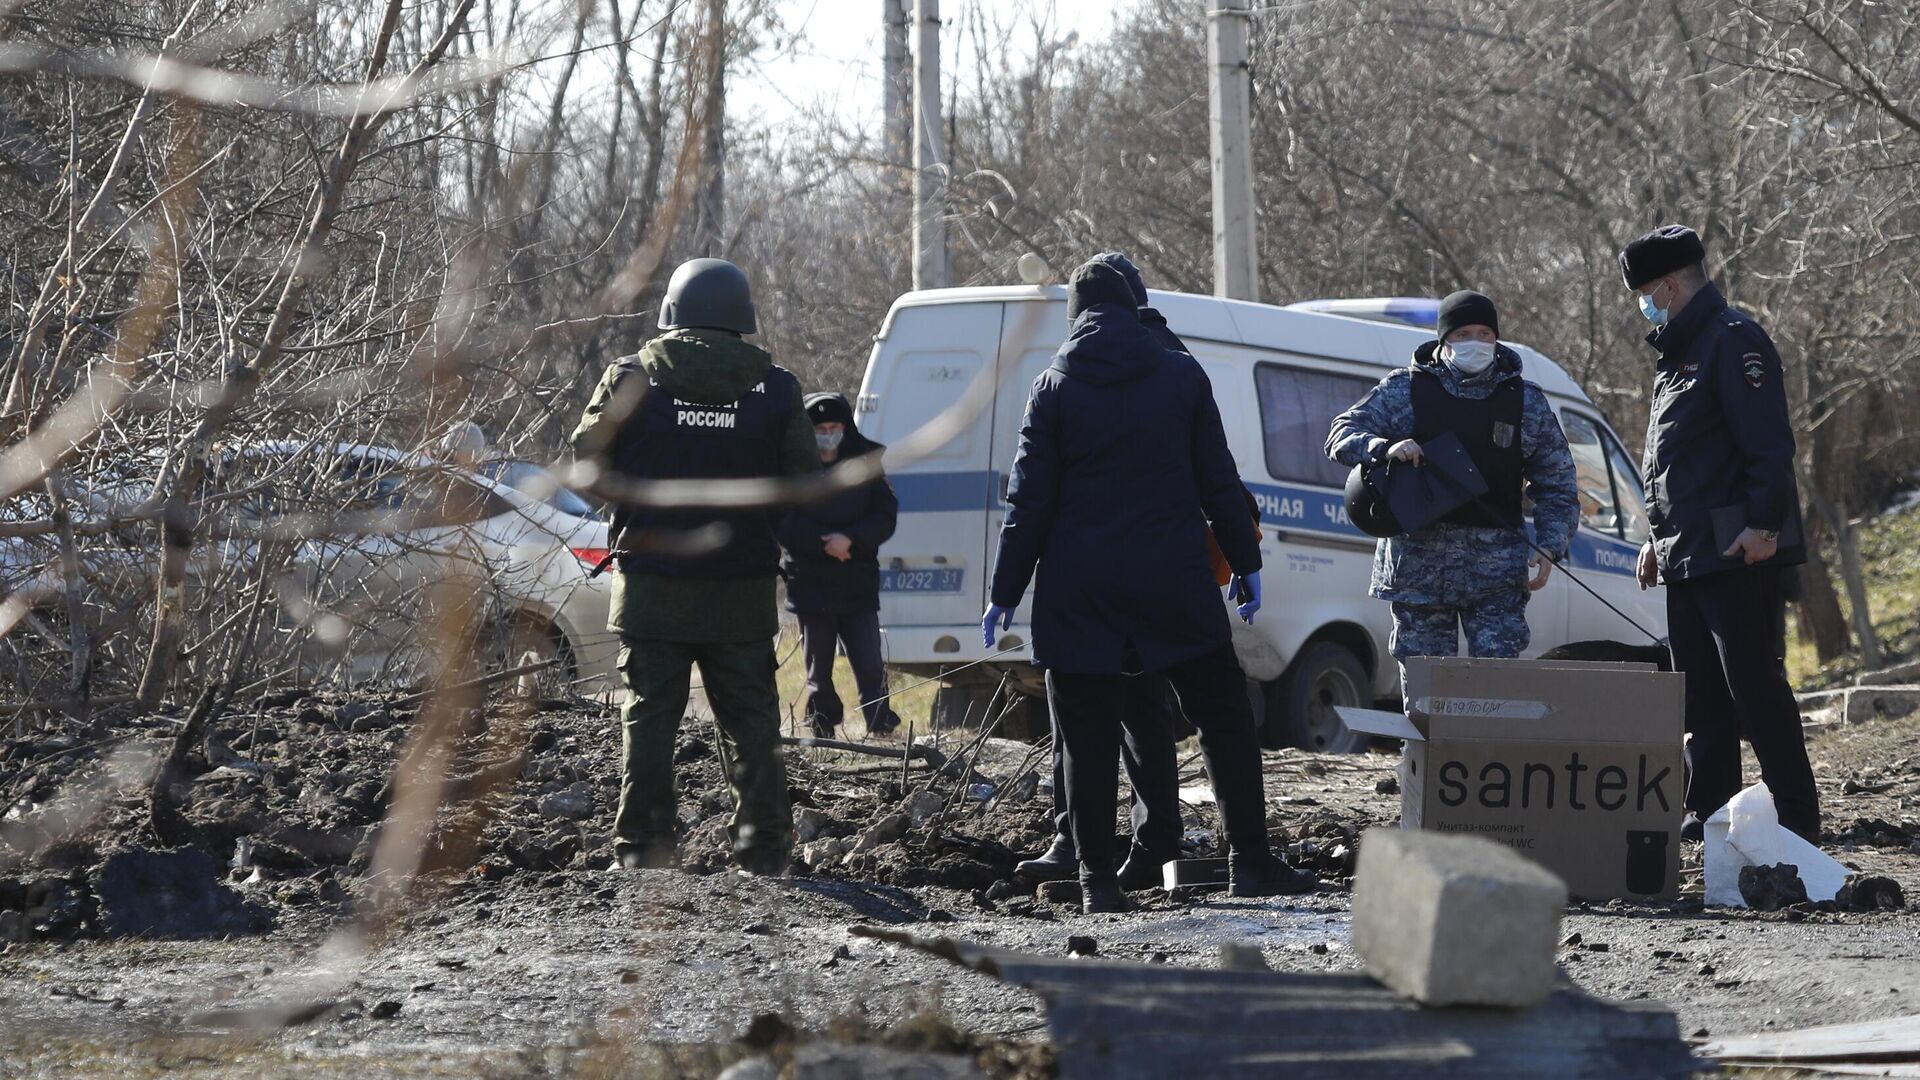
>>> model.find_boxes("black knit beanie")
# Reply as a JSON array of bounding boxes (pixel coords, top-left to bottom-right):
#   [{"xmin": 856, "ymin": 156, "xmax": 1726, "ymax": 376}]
[{"xmin": 1435, "ymin": 290, "xmax": 1499, "ymax": 343}]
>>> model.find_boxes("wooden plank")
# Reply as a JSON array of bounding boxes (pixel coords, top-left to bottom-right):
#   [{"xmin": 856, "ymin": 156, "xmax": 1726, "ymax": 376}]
[
  {"xmin": 854, "ymin": 928, "xmax": 1698, "ymax": 1079},
  {"xmin": 1705, "ymin": 1013, "xmax": 1920, "ymax": 1064},
  {"xmin": 1774, "ymin": 1066, "xmax": 1920, "ymax": 1077}
]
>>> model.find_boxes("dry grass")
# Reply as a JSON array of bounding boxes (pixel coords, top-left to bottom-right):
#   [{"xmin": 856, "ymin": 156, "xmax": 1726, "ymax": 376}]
[
  {"xmin": 770, "ymin": 621, "xmax": 940, "ymax": 741},
  {"xmin": 1787, "ymin": 499, "xmax": 1920, "ymax": 688}
]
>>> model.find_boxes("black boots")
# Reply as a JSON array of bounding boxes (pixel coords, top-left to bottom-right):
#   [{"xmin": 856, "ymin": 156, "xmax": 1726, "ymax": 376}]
[
  {"xmin": 1115, "ymin": 846, "xmax": 1170, "ymax": 892},
  {"xmin": 1015, "ymin": 836, "xmax": 1078, "ymax": 885},
  {"xmin": 1228, "ymin": 852, "xmax": 1317, "ymax": 898},
  {"xmin": 1081, "ymin": 876, "xmax": 1128, "ymax": 914},
  {"xmin": 732, "ymin": 845, "xmax": 792, "ymax": 877}
]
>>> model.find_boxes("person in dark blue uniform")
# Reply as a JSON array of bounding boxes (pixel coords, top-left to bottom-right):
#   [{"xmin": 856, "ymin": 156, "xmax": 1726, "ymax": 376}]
[
  {"xmin": 1623, "ymin": 225, "xmax": 1819, "ymax": 843},
  {"xmin": 779, "ymin": 392, "xmax": 900, "ymax": 739},
  {"xmin": 985, "ymin": 257, "xmax": 1314, "ymax": 914}
]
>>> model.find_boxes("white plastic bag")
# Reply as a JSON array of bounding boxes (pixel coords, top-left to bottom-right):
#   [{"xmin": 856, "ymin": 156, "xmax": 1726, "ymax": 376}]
[{"xmin": 1703, "ymin": 781, "xmax": 1846, "ymax": 907}]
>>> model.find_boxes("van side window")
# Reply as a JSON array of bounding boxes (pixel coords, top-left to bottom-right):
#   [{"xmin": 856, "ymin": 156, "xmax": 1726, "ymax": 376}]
[
  {"xmin": 1602, "ymin": 428, "xmax": 1651, "ymax": 544},
  {"xmin": 1561, "ymin": 412, "xmax": 1649, "ymax": 543},
  {"xmin": 1254, "ymin": 363, "xmax": 1377, "ymax": 489}
]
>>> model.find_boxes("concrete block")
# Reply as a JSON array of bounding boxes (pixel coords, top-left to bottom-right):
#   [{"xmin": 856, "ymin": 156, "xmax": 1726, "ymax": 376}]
[
  {"xmin": 1856, "ymin": 658, "xmax": 1920, "ymax": 686},
  {"xmin": 1844, "ymin": 686, "xmax": 1920, "ymax": 725},
  {"xmin": 1352, "ymin": 829, "xmax": 1568, "ymax": 1008}
]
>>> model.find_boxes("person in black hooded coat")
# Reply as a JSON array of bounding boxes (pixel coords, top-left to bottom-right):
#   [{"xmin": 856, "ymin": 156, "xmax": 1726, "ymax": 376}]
[
  {"xmin": 1013, "ymin": 252, "xmax": 1190, "ymax": 891},
  {"xmin": 779, "ymin": 393, "xmax": 901, "ymax": 737},
  {"xmin": 985, "ymin": 258, "xmax": 1314, "ymax": 913},
  {"xmin": 1092, "ymin": 251, "xmax": 1187, "ymax": 356}
]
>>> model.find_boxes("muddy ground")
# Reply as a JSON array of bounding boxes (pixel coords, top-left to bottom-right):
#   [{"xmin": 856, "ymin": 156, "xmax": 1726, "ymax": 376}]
[{"xmin": 1, "ymin": 689, "xmax": 1917, "ymax": 1079}]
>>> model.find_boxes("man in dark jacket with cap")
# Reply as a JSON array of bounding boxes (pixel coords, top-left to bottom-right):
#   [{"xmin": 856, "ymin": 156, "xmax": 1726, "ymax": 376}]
[
  {"xmin": 985, "ymin": 257, "xmax": 1314, "ymax": 914},
  {"xmin": 779, "ymin": 392, "xmax": 901, "ymax": 738},
  {"xmin": 1621, "ymin": 225, "xmax": 1818, "ymax": 842},
  {"xmin": 571, "ymin": 257, "xmax": 818, "ymax": 875}
]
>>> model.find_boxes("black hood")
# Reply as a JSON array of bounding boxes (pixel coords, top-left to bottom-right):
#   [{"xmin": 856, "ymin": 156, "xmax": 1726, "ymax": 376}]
[
  {"xmin": 805, "ymin": 392, "xmax": 882, "ymax": 457},
  {"xmin": 1051, "ymin": 306, "xmax": 1165, "ymax": 387},
  {"xmin": 1090, "ymin": 251, "xmax": 1149, "ymax": 306},
  {"xmin": 1066, "ymin": 259, "xmax": 1139, "ymax": 320}
]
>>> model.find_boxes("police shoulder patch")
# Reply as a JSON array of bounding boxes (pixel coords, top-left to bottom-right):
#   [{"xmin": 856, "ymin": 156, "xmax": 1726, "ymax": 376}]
[{"xmin": 1742, "ymin": 353, "xmax": 1766, "ymax": 388}]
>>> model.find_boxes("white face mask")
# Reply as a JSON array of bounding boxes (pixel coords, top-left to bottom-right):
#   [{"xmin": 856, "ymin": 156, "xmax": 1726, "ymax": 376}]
[
  {"xmin": 1443, "ymin": 339, "xmax": 1497, "ymax": 375},
  {"xmin": 816, "ymin": 430, "xmax": 844, "ymax": 454}
]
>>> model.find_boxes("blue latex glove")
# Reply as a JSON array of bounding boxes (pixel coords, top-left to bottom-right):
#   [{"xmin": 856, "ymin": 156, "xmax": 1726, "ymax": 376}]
[
  {"xmin": 982, "ymin": 604, "xmax": 1014, "ymax": 648},
  {"xmin": 1229, "ymin": 572, "xmax": 1261, "ymax": 624}
]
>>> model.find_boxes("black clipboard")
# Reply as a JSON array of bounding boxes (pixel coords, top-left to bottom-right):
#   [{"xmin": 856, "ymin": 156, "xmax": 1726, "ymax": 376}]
[{"xmin": 1378, "ymin": 431, "xmax": 1489, "ymax": 534}]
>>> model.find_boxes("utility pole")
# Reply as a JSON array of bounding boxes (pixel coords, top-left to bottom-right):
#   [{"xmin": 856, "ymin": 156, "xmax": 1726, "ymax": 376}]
[
  {"xmin": 883, "ymin": 0, "xmax": 911, "ymax": 178},
  {"xmin": 911, "ymin": 0, "xmax": 949, "ymax": 289},
  {"xmin": 696, "ymin": 0, "xmax": 727, "ymax": 257},
  {"xmin": 1207, "ymin": 0, "xmax": 1258, "ymax": 301}
]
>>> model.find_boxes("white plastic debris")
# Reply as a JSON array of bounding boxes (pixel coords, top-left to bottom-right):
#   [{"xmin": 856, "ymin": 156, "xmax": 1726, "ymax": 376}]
[{"xmin": 1703, "ymin": 781, "xmax": 1847, "ymax": 907}]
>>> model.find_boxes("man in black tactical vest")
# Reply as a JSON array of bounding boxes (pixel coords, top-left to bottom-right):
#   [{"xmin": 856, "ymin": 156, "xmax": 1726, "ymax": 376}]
[
  {"xmin": 1326, "ymin": 291, "xmax": 1580, "ymax": 691},
  {"xmin": 571, "ymin": 258, "xmax": 819, "ymax": 874}
]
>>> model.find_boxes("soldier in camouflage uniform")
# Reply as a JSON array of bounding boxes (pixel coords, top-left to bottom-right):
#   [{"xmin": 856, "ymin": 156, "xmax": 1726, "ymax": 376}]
[
  {"xmin": 1324, "ymin": 291, "xmax": 1579, "ymax": 687},
  {"xmin": 571, "ymin": 258, "xmax": 819, "ymax": 875}
]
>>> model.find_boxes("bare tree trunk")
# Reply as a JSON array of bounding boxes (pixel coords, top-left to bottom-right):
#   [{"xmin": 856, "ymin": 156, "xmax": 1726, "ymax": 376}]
[
  {"xmin": 632, "ymin": 11, "xmax": 674, "ymax": 235},
  {"xmin": 1794, "ymin": 512, "xmax": 1852, "ymax": 663},
  {"xmin": 44, "ymin": 471, "xmax": 91, "ymax": 724},
  {"xmin": 694, "ymin": 0, "xmax": 727, "ymax": 257},
  {"xmin": 1805, "ymin": 485, "xmax": 1882, "ymax": 671},
  {"xmin": 883, "ymin": 0, "xmax": 912, "ymax": 189}
]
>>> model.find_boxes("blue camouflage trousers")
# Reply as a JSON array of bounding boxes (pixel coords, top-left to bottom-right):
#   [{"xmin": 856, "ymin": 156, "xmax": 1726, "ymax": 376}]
[{"xmin": 1389, "ymin": 586, "xmax": 1531, "ymax": 694}]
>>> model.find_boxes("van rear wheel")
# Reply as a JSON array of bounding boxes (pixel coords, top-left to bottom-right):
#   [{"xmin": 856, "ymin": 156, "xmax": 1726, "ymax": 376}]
[{"xmin": 1271, "ymin": 642, "xmax": 1370, "ymax": 753}]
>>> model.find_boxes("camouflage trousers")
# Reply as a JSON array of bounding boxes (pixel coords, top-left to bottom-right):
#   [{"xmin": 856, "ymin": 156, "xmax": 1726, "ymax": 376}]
[
  {"xmin": 615, "ymin": 637, "xmax": 791, "ymax": 870},
  {"xmin": 1389, "ymin": 587, "xmax": 1531, "ymax": 692}
]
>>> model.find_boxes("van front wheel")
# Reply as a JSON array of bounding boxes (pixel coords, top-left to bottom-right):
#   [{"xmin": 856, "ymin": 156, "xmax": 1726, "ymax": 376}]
[{"xmin": 1270, "ymin": 642, "xmax": 1370, "ymax": 753}]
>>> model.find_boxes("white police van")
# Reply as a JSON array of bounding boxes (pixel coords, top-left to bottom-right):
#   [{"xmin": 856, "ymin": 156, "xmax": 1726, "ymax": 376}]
[{"xmin": 856, "ymin": 286, "xmax": 1663, "ymax": 750}]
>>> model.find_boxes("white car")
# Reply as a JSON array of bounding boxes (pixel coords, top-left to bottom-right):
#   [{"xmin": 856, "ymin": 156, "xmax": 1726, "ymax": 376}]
[
  {"xmin": 855, "ymin": 286, "xmax": 1665, "ymax": 751},
  {"xmin": 212, "ymin": 443, "xmax": 617, "ymax": 693}
]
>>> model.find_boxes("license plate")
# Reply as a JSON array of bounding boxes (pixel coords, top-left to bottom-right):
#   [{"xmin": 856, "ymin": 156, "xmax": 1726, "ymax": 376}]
[{"xmin": 881, "ymin": 568, "xmax": 965, "ymax": 593}]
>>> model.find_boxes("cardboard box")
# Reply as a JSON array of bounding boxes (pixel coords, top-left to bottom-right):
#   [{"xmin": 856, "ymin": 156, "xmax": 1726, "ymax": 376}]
[{"xmin": 1340, "ymin": 656, "xmax": 1684, "ymax": 901}]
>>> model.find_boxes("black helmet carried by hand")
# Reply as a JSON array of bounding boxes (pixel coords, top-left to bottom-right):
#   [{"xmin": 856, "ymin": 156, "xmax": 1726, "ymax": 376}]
[
  {"xmin": 1345, "ymin": 460, "xmax": 1402, "ymax": 539},
  {"xmin": 659, "ymin": 257, "xmax": 757, "ymax": 335}
]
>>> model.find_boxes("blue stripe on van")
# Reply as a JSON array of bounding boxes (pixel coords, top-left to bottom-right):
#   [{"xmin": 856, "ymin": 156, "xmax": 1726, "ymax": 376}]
[
  {"xmin": 1567, "ymin": 530, "xmax": 1643, "ymax": 576},
  {"xmin": 889, "ymin": 470, "xmax": 1003, "ymax": 512},
  {"xmin": 1244, "ymin": 481, "xmax": 1363, "ymax": 537},
  {"xmin": 892, "ymin": 470, "xmax": 1639, "ymax": 576}
]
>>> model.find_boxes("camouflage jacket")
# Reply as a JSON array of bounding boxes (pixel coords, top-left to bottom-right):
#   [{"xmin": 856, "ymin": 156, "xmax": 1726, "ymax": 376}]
[{"xmin": 1325, "ymin": 342, "xmax": 1579, "ymax": 606}]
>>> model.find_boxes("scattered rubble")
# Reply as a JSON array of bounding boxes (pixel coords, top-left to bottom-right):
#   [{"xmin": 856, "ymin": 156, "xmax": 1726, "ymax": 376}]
[
  {"xmin": 1743, "ymin": 857, "xmax": 1812, "ymax": 907},
  {"xmin": 95, "ymin": 848, "xmax": 274, "ymax": 939},
  {"xmin": 1738, "ymin": 863, "xmax": 1811, "ymax": 913},
  {"xmin": 1837, "ymin": 875, "xmax": 1908, "ymax": 912},
  {"xmin": 1, "ymin": 678, "xmax": 1917, "ymax": 1074}
]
